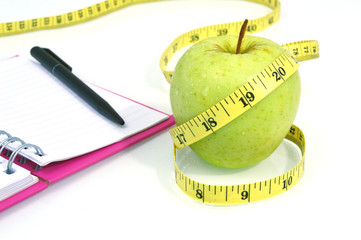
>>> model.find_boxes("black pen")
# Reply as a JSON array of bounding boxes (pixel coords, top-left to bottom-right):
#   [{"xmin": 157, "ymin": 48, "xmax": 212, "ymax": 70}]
[{"xmin": 30, "ymin": 46, "xmax": 125, "ymax": 126}]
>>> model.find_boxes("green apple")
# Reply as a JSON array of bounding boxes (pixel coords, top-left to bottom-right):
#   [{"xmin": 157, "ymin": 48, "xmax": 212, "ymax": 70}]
[{"xmin": 170, "ymin": 32, "xmax": 301, "ymax": 169}]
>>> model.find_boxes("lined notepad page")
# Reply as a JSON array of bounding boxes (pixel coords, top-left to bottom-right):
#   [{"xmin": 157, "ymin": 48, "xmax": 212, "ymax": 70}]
[{"xmin": 0, "ymin": 56, "xmax": 169, "ymax": 166}]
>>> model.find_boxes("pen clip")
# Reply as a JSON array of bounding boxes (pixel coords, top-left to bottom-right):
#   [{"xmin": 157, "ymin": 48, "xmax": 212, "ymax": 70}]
[{"xmin": 43, "ymin": 48, "xmax": 72, "ymax": 71}]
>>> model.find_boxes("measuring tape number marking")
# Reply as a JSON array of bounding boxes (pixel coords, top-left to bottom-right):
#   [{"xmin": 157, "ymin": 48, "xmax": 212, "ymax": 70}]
[
  {"xmin": 174, "ymin": 124, "xmax": 305, "ymax": 204},
  {"xmin": 169, "ymin": 50, "xmax": 299, "ymax": 149}
]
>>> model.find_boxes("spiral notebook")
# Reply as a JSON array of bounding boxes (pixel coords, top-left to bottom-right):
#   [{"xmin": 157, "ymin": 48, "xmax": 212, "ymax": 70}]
[{"xmin": 0, "ymin": 56, "xmax": 175, "ymax": 211}]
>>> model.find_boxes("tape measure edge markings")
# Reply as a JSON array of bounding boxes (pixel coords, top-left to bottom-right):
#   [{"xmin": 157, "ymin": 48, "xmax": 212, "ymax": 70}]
[{"xmin": 174, "ymin": 124, "xmax": 305, "ymax": 205}]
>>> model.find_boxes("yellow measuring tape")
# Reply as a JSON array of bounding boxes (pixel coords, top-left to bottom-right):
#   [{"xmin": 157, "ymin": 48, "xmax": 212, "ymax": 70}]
[
  {"xmin": 169, "ymin": 50, "xmax": 299, "ymax": 148},
  {"xmin": 174, "ymin": 125, "xmax": 305, "ymax": 204},
  {"xmin": 0, "ymin": 0, "xmax": 319, "ymax": 205},
  {"xmin": 169, "ymin": 49, "xmax": 309, "ymax": 204}
]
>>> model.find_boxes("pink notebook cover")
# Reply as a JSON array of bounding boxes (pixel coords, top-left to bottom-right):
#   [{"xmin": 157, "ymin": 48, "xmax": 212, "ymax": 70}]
[
  {"xmin": 0, "ymin": 181, "xmax": 48, "ymax": 212},
  {"xmin": 0, "ymin": 115, "xmax": 174, "ymax": 212},
  {"xmin": 0, "ymin": 87, "xmax": 175, "ymax": 212}
]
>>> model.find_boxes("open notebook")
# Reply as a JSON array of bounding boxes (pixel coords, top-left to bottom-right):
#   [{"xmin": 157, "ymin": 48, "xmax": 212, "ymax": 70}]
[{"xmin": 0, "ymin": 56, "xmax": 174, "ymax": 211}]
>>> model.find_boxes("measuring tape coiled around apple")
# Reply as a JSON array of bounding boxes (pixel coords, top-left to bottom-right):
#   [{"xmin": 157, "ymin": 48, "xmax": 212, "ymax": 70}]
[
  {"xmin": 158, "ymin": 1, "xmax": 318, "ymax": 204},
  {"xmin": 0, "ymin": 0, "xmax": 319, "ymax": 205},
  {"xmin": 169, "ymin": 49, "xmax": 307, "ymax": 205},
  {"xmin": 174, "ymin": 124, "xmax": 305, "ymax": 204},
  {"xmin": 169, "ymin": 50, "xmax": 299, "ymax": 149}
]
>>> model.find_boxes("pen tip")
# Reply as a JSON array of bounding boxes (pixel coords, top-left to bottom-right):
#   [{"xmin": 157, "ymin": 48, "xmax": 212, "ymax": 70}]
[
  {"xmin": 113, "ymin": 113, "xmax": 125, "ymax": 126},
  {"xmin": 119, "ymin": 119, "xmax": 125, "ymax": 126}
]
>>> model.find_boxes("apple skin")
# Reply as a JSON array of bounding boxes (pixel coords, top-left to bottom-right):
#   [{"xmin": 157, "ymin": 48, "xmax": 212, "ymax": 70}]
[{"xmin": 170, "ymin": 35, "xmax": 301, "ymax": 169}]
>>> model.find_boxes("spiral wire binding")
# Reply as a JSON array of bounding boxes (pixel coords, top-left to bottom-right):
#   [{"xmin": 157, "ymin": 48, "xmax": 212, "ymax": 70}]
[
  {"xmin": 0, "ymin": 130, "xmax": 11, "ymax": 138},
  {"xmin": 0, "ymin": 131, "xmax": 13, "ymax": 157},
  {"xmin": 0, "ymin": 137, "xmax": 26, "ymax": 155},
  {"xmin": 7, "ymin": 144, "xmax": 44, "ymax": 174},
  {"xmin": 0, "ymin": 130, "xmax": 45, "ymax": 174}
]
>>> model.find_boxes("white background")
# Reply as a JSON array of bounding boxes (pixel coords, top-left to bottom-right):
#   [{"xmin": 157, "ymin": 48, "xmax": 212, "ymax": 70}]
[{"xmin": 0, "ymin": 0, "xmax": 360, "ymax": 239}]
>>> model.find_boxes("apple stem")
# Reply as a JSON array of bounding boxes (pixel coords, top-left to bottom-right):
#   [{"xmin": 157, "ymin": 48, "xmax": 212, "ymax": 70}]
[{"xmin": 236, "ymin": 19, "xmax": 248, "ymax": 54}]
